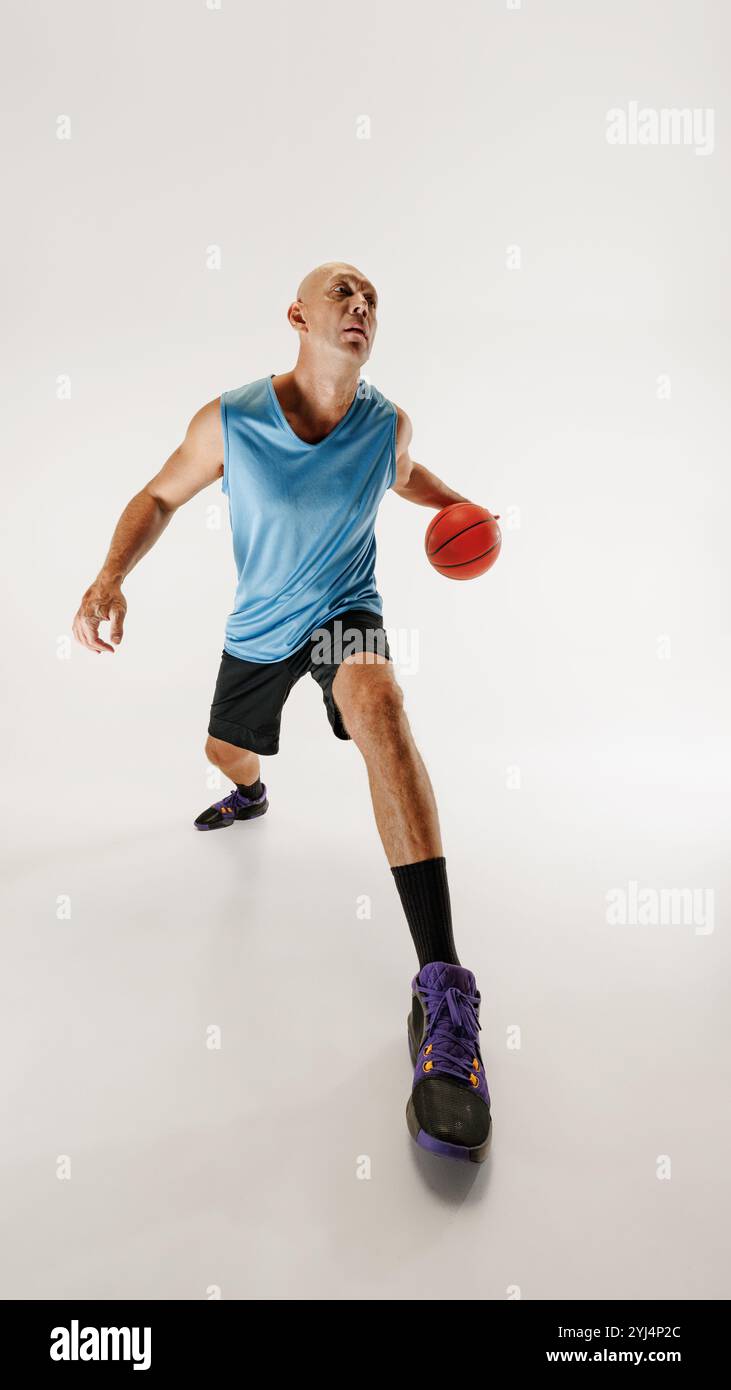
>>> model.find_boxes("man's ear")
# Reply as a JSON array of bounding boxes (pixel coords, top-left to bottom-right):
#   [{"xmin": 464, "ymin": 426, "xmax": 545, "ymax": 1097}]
[{"xmin": 288, "ymin": 300, "xmax": 307, "ymax": 332}]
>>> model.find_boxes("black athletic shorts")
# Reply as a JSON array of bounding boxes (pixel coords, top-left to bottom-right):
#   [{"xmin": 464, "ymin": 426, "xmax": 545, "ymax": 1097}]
[{"xmin": 208, "ymin": 608, "xmax": 392, "ymax": 755}]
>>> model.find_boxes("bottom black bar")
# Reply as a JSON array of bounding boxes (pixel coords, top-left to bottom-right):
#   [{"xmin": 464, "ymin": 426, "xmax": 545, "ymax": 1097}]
[{"xmin": 0, "ymin": 1298, "xmax": 724, "ymax": 1375}]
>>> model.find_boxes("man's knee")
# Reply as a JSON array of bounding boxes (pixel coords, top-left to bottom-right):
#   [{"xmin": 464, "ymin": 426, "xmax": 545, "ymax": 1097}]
[
  {"xmin": 205, "ymin": 733, "xmax": 251, "ymax": 765},
  {"xmin": 205, "ymin": 734, "xmax": 224, "ymax": 766},
  {"xmin": 336, "ymin": 668, "xmax": 405, "ymax": 742}
]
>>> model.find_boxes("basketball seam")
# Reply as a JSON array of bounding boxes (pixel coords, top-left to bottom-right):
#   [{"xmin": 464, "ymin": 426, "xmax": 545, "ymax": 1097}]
[
  {"xmin": 433, "ymin": 541, "xmax": 500, "ymax": 570},
  {"xmin": 427, "ymin": 518, "xmax": 490, "ymax": 557}
]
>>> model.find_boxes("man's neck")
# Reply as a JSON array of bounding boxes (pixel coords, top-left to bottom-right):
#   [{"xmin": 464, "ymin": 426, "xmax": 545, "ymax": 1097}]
[{"xmin": 284, "ymin": 356, "xmax": 360, "ymax": 424}]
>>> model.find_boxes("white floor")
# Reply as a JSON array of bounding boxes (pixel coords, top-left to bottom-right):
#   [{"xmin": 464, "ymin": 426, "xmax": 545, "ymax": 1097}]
[{"xmin": 2, "ymin": 673, "xmax": 728, "ymax": 1300}]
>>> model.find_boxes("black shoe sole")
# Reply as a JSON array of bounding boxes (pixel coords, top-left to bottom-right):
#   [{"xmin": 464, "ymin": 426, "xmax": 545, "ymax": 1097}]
[{"xmin": 194, "ymin": 797, "xmax": 269, "ymax": 831}]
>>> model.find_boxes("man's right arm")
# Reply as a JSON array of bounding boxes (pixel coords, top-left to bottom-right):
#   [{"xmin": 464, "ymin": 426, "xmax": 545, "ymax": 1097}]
[{"xmin": 72, "ymin": 397, "xmax": 224, "ymax": 654}]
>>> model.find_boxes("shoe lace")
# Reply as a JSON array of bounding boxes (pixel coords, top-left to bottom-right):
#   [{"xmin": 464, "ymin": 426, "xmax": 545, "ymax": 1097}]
[
  {"xmin": 212, "ymin": 788, "xmax": 242, "ymax": 814},
  {"xmin": 420, "ymin": 983, "xmax": 482, "ymax": 1086}
]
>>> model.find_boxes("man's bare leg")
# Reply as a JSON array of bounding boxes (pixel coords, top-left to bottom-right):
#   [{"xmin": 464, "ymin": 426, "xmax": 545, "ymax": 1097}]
[
  {"xmin": 205, "ymin": 735, "xmax": 261, "ymax": 787},
  {"xmin": 331, "ymin": 655, "xmax": 442, "ymax": 866},
  {"xmin": 332, "ymin": 653, "xmax": 459, "ymax": 967}
]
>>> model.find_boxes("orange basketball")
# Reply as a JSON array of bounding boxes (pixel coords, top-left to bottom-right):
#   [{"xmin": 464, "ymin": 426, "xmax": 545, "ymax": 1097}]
[{"xmin": 425, "ymin": 503, "xmax": 502, "ymax": 580}]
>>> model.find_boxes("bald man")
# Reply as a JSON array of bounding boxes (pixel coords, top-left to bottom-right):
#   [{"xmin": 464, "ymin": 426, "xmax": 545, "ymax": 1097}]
[{"xmin": 72, "ymin": 262, "xmax": 493, "ymax": 1164}]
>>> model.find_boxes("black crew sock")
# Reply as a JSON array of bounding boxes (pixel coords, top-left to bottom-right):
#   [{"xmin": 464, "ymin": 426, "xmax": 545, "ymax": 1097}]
[
  {"xmin": 236, "ymin": 778, "xmax": 263, "ymax": 800},
  {"xmin": 391, "ymin": 855, "xmax": 461, "ymax": 969}
]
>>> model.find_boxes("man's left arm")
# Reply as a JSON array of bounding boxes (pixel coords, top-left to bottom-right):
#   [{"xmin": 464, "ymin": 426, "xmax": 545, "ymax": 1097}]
[{"xmin": 390, "ymin": 404, "xmax": 476, "ymax": 509}]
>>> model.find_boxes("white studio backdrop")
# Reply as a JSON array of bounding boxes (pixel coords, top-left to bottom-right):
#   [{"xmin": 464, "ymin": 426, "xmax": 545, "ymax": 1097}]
[{"xmin": 1, "ymin": 0, "xmax": 729, "ymax": 1299}]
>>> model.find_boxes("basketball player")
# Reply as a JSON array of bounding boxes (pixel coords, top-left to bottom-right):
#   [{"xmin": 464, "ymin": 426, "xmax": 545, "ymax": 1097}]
[{"xmin": 72, "ymin": 263, "xmax": 492, "ymax": 1164}]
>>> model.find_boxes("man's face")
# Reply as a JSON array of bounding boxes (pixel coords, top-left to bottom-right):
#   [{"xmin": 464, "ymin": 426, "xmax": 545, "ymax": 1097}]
[{"xmin": 295, "ymin": 266, "xmax": 378, "ymax": 363}]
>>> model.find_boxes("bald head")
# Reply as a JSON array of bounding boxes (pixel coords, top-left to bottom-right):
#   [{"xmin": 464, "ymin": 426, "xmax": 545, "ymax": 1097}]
[{"xmin": 295, "ymin": 262, "xmax": 377, "ymax": 307}]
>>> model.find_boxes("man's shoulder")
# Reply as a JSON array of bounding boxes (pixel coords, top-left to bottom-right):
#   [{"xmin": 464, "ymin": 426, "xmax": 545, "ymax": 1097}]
[
  {"xmin": 359, "ymin": 378, "xmax": 397, "ymax": 418},
  {"xmin": 221, "ymin": 376, "xmax": 270, "ymax": 414}
]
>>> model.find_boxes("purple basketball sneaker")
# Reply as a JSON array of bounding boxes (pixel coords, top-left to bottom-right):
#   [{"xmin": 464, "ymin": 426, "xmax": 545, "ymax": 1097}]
[
  {"xmin": 406, "ymin": 961, "xmax": 492, "ymax": 1163},
  {"xmin": 194, "ymin": 784, "xmax": 268, "ymax": 831}
]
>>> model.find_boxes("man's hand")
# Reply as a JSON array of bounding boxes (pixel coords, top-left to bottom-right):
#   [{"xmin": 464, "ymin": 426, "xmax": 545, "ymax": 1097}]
[{"xmin": 73, "ymin": 574, "xmax": 127, "ymax": 654}]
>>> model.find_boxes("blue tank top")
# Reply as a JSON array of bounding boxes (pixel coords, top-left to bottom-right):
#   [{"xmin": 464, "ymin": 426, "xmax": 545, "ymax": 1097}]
[{"xmin": 220, "ymin": 375, "xmax": 397, "ymax": 662}]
